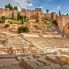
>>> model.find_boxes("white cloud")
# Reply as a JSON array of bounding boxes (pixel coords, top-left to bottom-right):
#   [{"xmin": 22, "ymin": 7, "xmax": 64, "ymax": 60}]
[
  {"xmin": 38, "ymin": 6, "xmax": 43, "ymax": 8},
  {"xmin": 28, "ymin": 3, "xmax": 33, "ymax": 7},
  {"xmin": 13, "ymin": 0, "xmax": 30, "ymax": 8}
]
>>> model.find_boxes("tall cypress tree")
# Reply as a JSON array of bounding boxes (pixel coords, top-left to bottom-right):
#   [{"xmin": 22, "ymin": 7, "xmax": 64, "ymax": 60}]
[{"xmin": 59, "ymin": 10, "xmax": 61, "ymax": 16}]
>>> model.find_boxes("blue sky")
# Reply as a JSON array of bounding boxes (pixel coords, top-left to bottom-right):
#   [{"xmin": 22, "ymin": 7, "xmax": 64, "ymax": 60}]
[{"xmin": 0, "ymin": 0, "xmax": 69, "ymax": 14}]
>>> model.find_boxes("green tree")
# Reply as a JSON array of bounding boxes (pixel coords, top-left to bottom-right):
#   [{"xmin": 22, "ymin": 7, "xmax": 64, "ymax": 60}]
[
  {"xmin": 8, "ymin": 3, "xmax": 13, "ymax": 10},
  {"xmin": 5, "ymin": 3, "xmax": 13, "ymax": 10},
  {"xmin": 1, "ymin": 16, "xmax": 6, "ymax": 23},
  {"xmin": 8, "ymin": 3, "xmax": 11, "ymax": 8},
  {"xmin": 5, "ymin": 5, "xmax": 8, "ymax": 8},
  {"xmin": 66, "ymin": 13, "xmax": 68, "ymax": 16},
  {"xmin": 17, "ymin": 13, "xmax": 20, "ymax": 20},
  {"xmin": 1, "ymin": 16, "xmax": 5, "ymax": 19},
  {"xmin": 59, "ymin": 10, "xmax": 61, "ymax": 16},
  {"xmin": 17, "ymin": 13, "xmax": 26, "ymax": 24},
  {"xmin": 14, "ymin": 6, "xmax": 18, "ymax": 10},
  {"xmin": 21, "ymin": 15, "xmax": 24, "ymax": 24},
  {"xmin": 46, "ymin": 9, "xmax": 49, "ymax": 13},
  {"xmin": 23, "ymin": 16, "xmax": 26, "ymax": 22},
  {"xmin": 18, "ymin": 26, "xmax": 29, "ymax": 33},
  {"xmin": 43, "ymin": 17, "xmax": 53, "ymax": 28},
  {"xmin": 20, "ymin": 15, "xmax": 26, "ymax": 24}
]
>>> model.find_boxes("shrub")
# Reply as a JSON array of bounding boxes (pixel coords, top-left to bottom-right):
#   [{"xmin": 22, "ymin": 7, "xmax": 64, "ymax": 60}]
[
  {"xmin": 36, "ymin": 19, "xmax": 39, "ymax": 22},
  {"xmin": 4, "ymin": 24, "xmax": 9, "ymax": 28},
  {"xmin": 17, "ymin": 13, "xmax": 26, "ymax": 24},
  {"xmin": 43, "ymin": 17, "xmax": 53, "ymax": 28},
  {"xmin": 0, "ymin": 20, "xmax": 2, "ymax": 23},
  {"xmin": 0, "ymin": 16, "xmax": 6, "ymax": 23},
  {"xmin": 18, "ymin": 26, "xmax": 29, "ymax": 33}
]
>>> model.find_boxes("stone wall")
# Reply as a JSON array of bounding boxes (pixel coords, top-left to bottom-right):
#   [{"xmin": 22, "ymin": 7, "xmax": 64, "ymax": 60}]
[
  {"xmin": 57, "ymin": 16, "xmax": 69, "ymax": 34},
  {"xmin": 0, "ymin": 8, "xmax": 57, "ymax": 21},
  {"xmin": 20, "ymin": 8, "xmax": 57, "ymax": 21},
  {"xmin": 0, "ymin": 8, "xmax": 18, "ymax": 19},
  {"xmin": 57, "ymin": 16, "xmax": 63, "ymax": 32},
  {"xmin": 51, "ymin": 12, "xmax": 57, "ymax": 20}
]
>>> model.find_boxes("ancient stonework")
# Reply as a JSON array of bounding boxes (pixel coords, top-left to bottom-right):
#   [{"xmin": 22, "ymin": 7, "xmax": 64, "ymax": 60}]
[
  {"xmin": 57, "ymin": 16, "xmax": 69, "ymax": 34},
  {"xmin": 0, "ymin": 8, "xmax": 69, "ymax": 34}
]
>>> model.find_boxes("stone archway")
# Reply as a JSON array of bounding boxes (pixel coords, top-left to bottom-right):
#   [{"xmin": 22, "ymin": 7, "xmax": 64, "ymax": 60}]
[{"xmin": 63, "ymin": 23, "xmax": 69, "ymax": 34}]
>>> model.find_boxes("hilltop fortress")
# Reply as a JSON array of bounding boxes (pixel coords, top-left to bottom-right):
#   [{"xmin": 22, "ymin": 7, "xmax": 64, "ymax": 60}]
[{"xmin": 0, "ymin": 8, "xmax": 69, "ymax": 34}]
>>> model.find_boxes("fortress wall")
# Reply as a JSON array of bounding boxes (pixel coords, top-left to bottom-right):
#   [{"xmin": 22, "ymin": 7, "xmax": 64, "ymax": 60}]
[
  {"xmin": 0, "ymin": 8, "xmax": 18, "ymax": 19},
  {"xmin": 0, "ymin": 8, "xmax": 57, "ymax": 21},
  {"xmin": 46, "ymin": 13, "xmax": 52, "ymax": 19},
  {"xmin": 26, "ymin": 9, "xmax": 32, "ymax": 19},
  {"xmin": 62, "ymin": 16, "xmax": 69, "ymax": 26},
  {"xmin": 57, "ymin": 16, "xmax": 63, "ymax": 32},
  {"xmin": 62, "ymin": 16, "xmax": 69, "ymax": 34},
  {"xmin": 51, "ymin": 12, "xmax": 57, "ymax": 20},
  {"xmin": 20, "ymin": 9, "xmax": 26, "ymax": 16},
  {"xmin": 13, "ymin": 10, "xmax": 18, "ymax": 19},
  {"xmin": 57, "ymin": 16, "xmax": 69, "ymax": 33}
]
